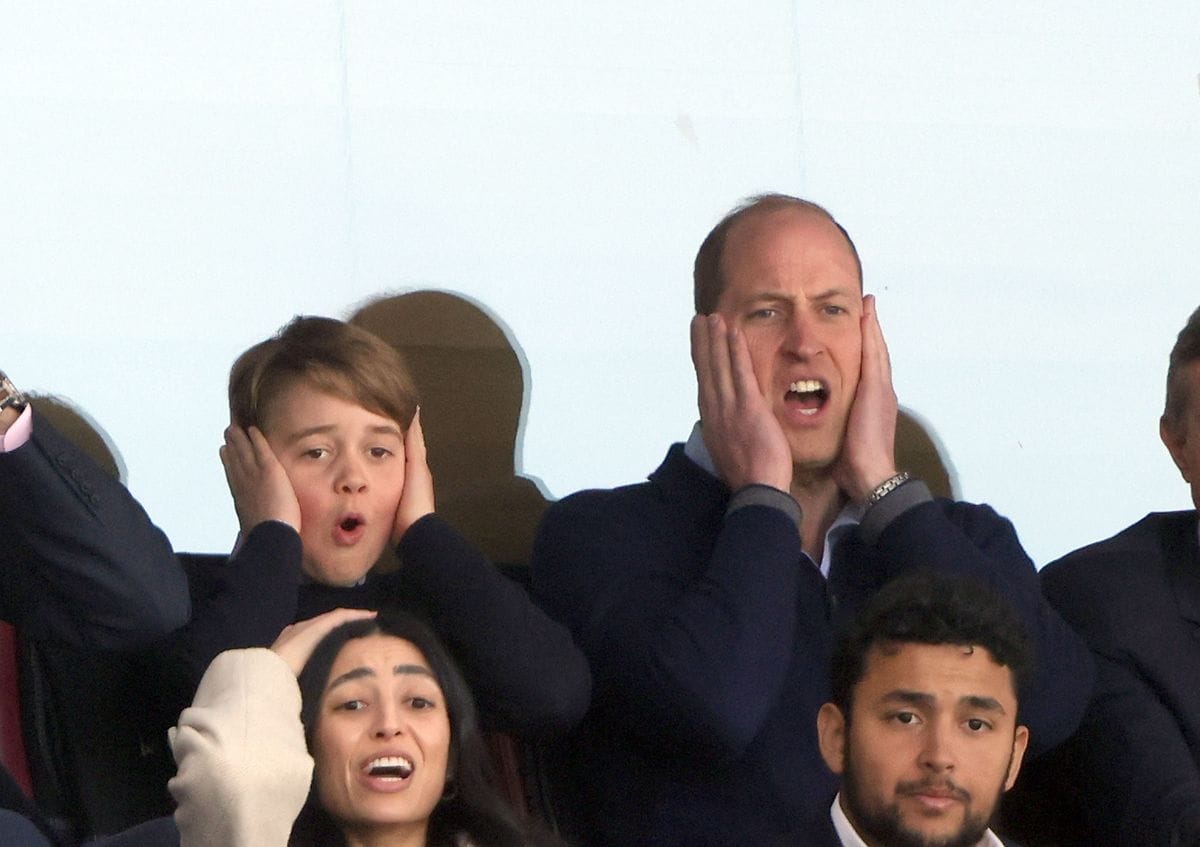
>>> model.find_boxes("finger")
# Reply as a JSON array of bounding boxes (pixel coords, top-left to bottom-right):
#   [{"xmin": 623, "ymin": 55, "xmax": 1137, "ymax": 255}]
[
  {"xmin": 861, "ymin": 294, "xmax": 893, "ymax": 386},
  {"xmin": 727, "ymin": 324, "xmax": 760, "ymax": 404},
  {"xmin": 405, "ymin": 408, "xmax": 428, "ymax": 467},
  {"xmin": 246, "ymin": 426, "xmax": 279, "ymax": 470},
  {"xmin": 691, "ymin": 315, "xmax": 718, "ymax": 420},
  {"xmin": 706, "ymin": 313, "xmax": 736, "ymax": 410}
]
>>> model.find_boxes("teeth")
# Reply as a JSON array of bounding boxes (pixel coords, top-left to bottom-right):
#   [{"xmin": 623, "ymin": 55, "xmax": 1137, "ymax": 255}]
[
  {"xmin": 789, "ymin": 379, "xmax": 822, "ymax": 394},
  {"xmin": 367, "ymin": 756, "xmax": 413, "ymax": 778}
]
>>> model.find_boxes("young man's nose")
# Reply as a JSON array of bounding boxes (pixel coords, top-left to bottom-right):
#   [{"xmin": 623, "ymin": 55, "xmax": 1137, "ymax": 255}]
[{"xmin": 918, "ymin": 724, "xmax": 958, "ymax": 772}]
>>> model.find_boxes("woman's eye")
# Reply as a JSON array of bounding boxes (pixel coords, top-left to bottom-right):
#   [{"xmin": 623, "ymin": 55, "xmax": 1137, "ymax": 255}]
[
  {"xmin": 335, "ymin": 699, "xmax": 367, "ymax": 712},
  {"xmin": 304, "ymin": 447, "xmax": 328, "ymax": 459},
  {"xmin": 409, "ymin": 697, "xmax": 435, "ymax": 710}
]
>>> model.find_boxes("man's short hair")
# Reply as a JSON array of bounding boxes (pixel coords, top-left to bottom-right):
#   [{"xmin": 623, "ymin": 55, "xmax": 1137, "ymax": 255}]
[
  {"xmin": 1163, "ymin": 305, "xmax": 1200, "ymax": 432},
  {"xmin": 692, "ymin": 193, "xmax": 863, "ymax": 314},
  {"xmin": 228, "ymin": 315, "xmax": 418, "ymax": 432},
  {"xmin": 830, "ymin": 570, "xmax": 1033, "ymax": 717}
]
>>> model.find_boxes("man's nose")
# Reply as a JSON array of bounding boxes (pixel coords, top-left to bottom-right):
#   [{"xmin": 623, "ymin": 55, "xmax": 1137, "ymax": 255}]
[
  {"xmin": 919, "ymin": 723, "xmax": 957, "ymax": 772},
  {"xmin": 782, "ymin": 309, "xmax": 821, "ymax": 358}
]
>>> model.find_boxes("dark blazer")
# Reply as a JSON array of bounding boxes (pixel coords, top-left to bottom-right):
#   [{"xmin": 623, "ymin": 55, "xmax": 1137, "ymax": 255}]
[
  {"xmin": 1041, "ymin": 511, "xmax": 1200, "ymax": 846},
  {"xmin": 532, "ymin": 444, "xmax": 1094, "ymax": 846}
]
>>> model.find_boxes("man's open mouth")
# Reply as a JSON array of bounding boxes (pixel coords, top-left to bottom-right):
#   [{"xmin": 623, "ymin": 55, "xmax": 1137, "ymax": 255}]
[{"xmin": 786, "ymin": 379, "xmax": 828, "ymax": 416}]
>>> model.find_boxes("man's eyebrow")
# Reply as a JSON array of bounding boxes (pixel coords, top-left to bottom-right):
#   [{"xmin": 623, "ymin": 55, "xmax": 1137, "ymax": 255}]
[
  {"xmin": 960, "ymin": 695, "xmax": 1006, "ymax": 714},
  {"xmin": 880, "ymin": 689, "xmax": 935, "ymax": 707}
]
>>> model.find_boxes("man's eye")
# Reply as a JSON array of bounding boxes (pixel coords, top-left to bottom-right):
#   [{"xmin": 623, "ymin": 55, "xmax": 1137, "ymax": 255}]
[
  {"xmin": 748, "ymin": 308, "xmax": 778, "ymax": 320},
  {"xmin": 822, "ymin": 304, "xmax": 847, "ymax": 316},
  {"xmin": 965, "ymin": 718, "xmax": 991, "ymax": 732},
  {"xmin": 890, "ymin": 711, "xmax": 919, "ymax": 726}
]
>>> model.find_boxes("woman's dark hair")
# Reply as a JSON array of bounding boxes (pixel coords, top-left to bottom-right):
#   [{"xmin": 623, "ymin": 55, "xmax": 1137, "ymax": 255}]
[{"xmin": 290, "ymin": 611, "xmax": 550, "ymax": 847}]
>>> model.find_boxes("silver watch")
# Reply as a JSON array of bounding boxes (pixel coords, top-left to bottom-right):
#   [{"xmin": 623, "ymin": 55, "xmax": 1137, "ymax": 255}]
[{"xmin": 0, "ymin": 371, "xmax": 28, "ymax": 413}]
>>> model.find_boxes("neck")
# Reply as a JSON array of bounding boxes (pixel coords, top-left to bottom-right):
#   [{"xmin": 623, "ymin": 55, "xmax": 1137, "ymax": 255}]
[
  {"xmin": 790, "ymin": 470, "xmax": 847, "ymax": 561},
  {"xmin": 343, "ymin": 820, "xmax": 428, "ymax": 847}
]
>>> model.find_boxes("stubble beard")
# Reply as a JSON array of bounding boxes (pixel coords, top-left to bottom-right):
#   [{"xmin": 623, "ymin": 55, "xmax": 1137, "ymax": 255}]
[{"xmin": 840, "ymin": 745, "xmax": 1009, "ymax": 847}]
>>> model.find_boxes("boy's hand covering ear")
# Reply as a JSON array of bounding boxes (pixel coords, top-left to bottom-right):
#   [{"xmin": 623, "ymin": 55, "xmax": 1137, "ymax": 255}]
[
  {"xmin": 219, "ymin": 425, "xmax": 302, "ymax": 534},
  {"xmin": 393, "ymin": 408, "xmax": 435, "ymax": 542}
]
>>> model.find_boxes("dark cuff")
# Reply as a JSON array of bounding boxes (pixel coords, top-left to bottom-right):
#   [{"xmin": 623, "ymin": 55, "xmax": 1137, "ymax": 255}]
[
  {"xmin": 858, "ymin": 479, "xmax": 932, "ymax": 544},
  {"xmin": 725, "ymin": 484, "xmax": 802, "ymax": 532}
]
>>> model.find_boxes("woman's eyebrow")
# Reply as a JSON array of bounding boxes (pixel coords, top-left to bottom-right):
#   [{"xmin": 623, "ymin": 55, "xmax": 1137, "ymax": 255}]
[
  {"xmin": 327, "ymin": 666, "xmax": 375, "ymax": 691},
  {"xmin": 393, "ymin": 664, "xmax": 433, "ymax": 678}
]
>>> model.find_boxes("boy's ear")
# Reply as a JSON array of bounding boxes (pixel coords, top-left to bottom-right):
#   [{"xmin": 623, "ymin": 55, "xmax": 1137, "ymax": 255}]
[
  {"xmin": 817, "ymin": 702, "xmax": 847, "ymax": 776},
  {"xmin": 1161, "ymin": 416, "xmax": 1192, "ymax": 483}
]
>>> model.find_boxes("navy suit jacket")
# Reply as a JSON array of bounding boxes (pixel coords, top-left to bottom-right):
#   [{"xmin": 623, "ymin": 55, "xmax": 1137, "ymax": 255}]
[
  {"xmin": 1042, "ymin": 511, "xmax": 1200, "ymax": 846},
  {"xmin": 533, "ymin": 444, "xmax": 1094, "ymax": 846}
]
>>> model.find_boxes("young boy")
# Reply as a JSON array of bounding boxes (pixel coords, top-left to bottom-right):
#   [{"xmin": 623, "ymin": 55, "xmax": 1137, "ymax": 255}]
[{"xmin": 17, "ymin": 317, "xmax": 591, "ymax": 835}]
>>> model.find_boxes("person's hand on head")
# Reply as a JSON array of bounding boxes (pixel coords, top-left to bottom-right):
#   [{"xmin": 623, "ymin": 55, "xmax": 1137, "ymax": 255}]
[
  {"xmin": 219, "ymin": 424, "xmax": 302, "ymax": 533},
  {"xmin": 691, "ymin": 313, "xmax": 793, "ymax": 493},
  {"xmin": 392, "ymin": 407, "xmax": 435, "ymax": 542},
  {"xmin": 271, "ymin": 607, "xmax": 378, "ymax": 677},
  {"xmin": 833, "ymin": 294, "xmax": 899, "ymax": 502}
]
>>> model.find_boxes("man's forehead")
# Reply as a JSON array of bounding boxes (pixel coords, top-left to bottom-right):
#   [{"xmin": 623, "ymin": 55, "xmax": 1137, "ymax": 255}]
[
  {"xmin": 858, "ymin": 641, "xmax": 1018, "ymax": 703},
  {"xmin": 721, "ymin": 205, "xmax": 861, "ymax": 286}
]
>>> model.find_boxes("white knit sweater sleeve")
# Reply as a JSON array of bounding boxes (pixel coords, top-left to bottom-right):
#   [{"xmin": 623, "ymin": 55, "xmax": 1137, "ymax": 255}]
[{"xmin": 168, "ymin": 648, "xmax": 314, "ymax": 847}]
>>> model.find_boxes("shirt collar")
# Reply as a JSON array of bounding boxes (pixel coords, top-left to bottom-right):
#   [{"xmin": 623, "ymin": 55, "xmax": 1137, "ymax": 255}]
[
  {"xmin": 830, "ymin": 794, "xmax": 1004, "ymax": 847},
  {"xmin": 684, "ymin": 422, "xmax": 864, "ymax": 578}
]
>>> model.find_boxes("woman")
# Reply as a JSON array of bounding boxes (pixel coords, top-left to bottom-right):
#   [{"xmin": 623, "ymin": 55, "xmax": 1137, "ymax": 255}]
[{"xmin": 170, "ymin": 608, "xmax": 559, "ymax": 847}]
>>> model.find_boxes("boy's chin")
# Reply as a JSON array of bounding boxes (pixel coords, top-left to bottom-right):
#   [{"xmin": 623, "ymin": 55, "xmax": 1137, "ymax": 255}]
[{"xmin": 303, "ymin": 554, "xmax": 379, "ymax": 587}]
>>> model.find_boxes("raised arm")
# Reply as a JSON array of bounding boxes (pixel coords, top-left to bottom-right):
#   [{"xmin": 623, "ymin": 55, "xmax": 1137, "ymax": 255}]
[{"xmin": 0, "ymin": 399, "xmax": 188, "ymax": 647}]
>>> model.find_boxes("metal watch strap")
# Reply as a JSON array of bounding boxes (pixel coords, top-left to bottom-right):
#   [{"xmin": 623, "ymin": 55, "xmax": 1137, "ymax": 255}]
[
  {"xmin": 866, "ymin": 471, "xmax": 911, "ymax": 505},
  {"xmin": 0, "ymin": 371, "xmax": 28, "ymax": 413}
]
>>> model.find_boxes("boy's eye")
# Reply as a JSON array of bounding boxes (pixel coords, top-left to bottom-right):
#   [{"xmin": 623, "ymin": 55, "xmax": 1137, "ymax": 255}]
[
  {"xmin": 369, "ymin": 447, "xmax": 393, "ymax": 459},
  {"xmin": 304, "ymin": 447, "xmax": 329, "ymax": 459}
]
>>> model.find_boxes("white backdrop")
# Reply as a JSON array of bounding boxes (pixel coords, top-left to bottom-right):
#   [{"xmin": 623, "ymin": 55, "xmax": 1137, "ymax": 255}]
[{"xmin": 4, "ymin": 2, "xmax": 1198, "ymax": 565}]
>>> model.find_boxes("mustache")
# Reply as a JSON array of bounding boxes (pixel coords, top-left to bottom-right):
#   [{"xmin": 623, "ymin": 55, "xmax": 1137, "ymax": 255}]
[{"xmin": 894, "ymin": 778, "xmax": 971, "ymax": 804}]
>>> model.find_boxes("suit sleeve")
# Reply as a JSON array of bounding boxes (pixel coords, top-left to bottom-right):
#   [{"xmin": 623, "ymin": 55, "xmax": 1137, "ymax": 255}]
[
  {"xmin": 865, "ymin": 496, "xmax": 1095, "ymax": 755},
  {"xmin": 394, "ymin": 514, "xmax": 592, "ymax": 739},
  {"xmin": 0, "ymin": 414, "xmax": 189, "ymax": 647},
  {"xmin": 531, "ymin": 492, "xmax": 823, "ymax": 762}
]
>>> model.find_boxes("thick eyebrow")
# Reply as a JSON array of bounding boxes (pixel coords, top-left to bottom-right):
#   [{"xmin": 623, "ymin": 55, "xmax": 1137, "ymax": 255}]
[
  {"xmin": 878, "ymin": 690, "xmax": 1007, "ymax": 715},
  {"xmin": 327, "ymin": 663, "xmax": 434, "ymax": 692}
]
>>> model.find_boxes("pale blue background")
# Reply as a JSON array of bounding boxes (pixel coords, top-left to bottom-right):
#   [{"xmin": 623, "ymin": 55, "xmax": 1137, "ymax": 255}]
[{"xmin": 4, "ymin": 2, "xmax": 1198, "ymax": 565}]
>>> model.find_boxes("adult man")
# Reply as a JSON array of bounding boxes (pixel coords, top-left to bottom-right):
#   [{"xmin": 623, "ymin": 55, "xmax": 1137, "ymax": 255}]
[
  {"xmin": 531, "ymin": 195, "xmax": 1093, "ymax": 844},
  {"xmin": 0, "ymin": 373, "xmax": 189, "ymax": 844},
  {"xmin": 817, "ymin": 570, "xmax": 1029, "ymax": 847},
  {"xmin": 1040, "ymin": 304, "xmax": 1200, "ymax": 845}
]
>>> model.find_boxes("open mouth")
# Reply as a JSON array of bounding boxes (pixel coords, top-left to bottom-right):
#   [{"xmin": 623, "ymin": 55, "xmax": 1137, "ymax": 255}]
[
  {"xmin": 340, "ymin": 516, "xmax": 363, "ymax": 532},
  {"xmin": 365, "ymin": 755, "xmax": 413, "ymax": 780},
  {"xmin": 785, "ymin": 379, "xmax": 828, "ymax": 416}
]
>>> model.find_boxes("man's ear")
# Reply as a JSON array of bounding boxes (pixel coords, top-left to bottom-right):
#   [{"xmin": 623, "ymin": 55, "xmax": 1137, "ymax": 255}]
[
  {"xmin": 817, "ymin": 702, "xmax": 847, "ymax": 776},
  {"xmin": 1161, "ymin": 416, "xmax": 1192, "ymax": 484},
  {"xmin": 1004, "ymin": 724, "xmax": 1031, "ymax": 791}
]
